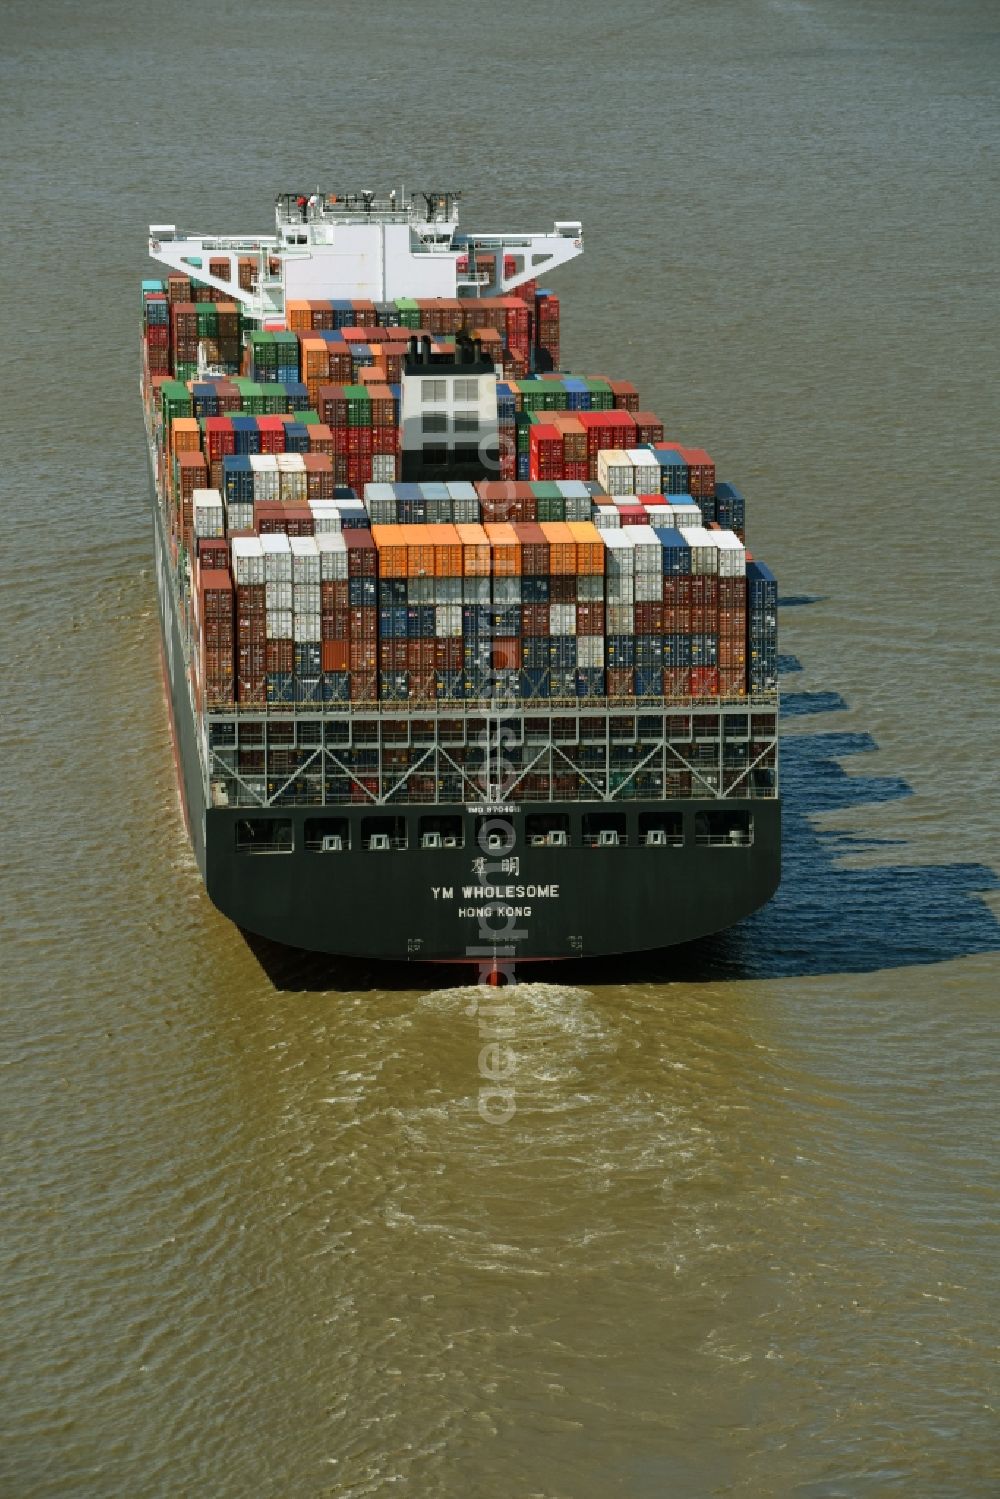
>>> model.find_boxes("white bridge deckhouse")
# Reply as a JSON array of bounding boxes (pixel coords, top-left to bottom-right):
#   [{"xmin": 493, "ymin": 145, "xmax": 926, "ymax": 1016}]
[{"xmin": 149, "ymin": 188, "xmax": 584, "ymax": 322}]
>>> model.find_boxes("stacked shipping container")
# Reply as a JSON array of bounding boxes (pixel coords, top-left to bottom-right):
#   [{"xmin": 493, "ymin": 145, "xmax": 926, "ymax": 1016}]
[{"xmin": 142, "ymin": 284, "xmax": 776, "ymax": 715}]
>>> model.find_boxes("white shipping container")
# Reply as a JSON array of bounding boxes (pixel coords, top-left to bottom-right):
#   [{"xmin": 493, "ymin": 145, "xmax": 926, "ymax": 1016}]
[
  {"xmin": 594, "ymin": 505, "xmax": 621, "ymax": 530},
  {"xmin": 280, "ymin": 474, "xmax": 308, "ymax": 504},
  {"xmin": 685, "ymin": 526, "xmax": 720, "ymax": 576},
  {"xmin": 192, "ymin": 488, "xmax": 225, "ymax": 539},
  {"xmin": 493, "ymin": 578, "xmax": 522, "ymax": 604},
  {"xmin": 622, "ymin": 524, "xmax": 662, "ymax": 574},
  {"xmin": 626, "ymin": 448, "xmax": 661, "ymax": 495},
  {"xmin": 261, "ymin": 532, "xmax": 292, "ymax": 582},
  {"xmin": 576, "ymin": 636, "xmax": 605, "ymax": 669},
  {"xmin": 289, "ymin": 535, "xmax": 321, "ymax": 584},
  {"xmin": 605, "ymin": 573, "xmax": 635, "ymax": 604},
  {"xmin": 226, "ymin": 501, "xmax": 254, "ymax": 532},
  {"xmin": 434, "ymin": 577, "xmax": 462, "ymax": 604},
  {"xmin": 364, "ymin": 482, "xmax": 396, "ymax": 505},
  {"xmin": 564, "ymin": 495, "xmax": 591, "ymax": 521},
  {"xmin": 576, "ymin": 574, "xmax": 604, "ymax": 602},
  {"xmin": 714, "ymin": 529, "xmax": 747, "ymax": 577},
  {"xmin": 372, "ymin": 454, "xmax": 397, "ymax": 482},
  {"xmin": 309, "ymin": 501, "xmax": 342, "ymax": 534},
  {"xmin": 436, "ymin": 604, "xmax": 463, "ymax": 637},
  {"xmin": 231, "ymin": 535, "xmax": 265, "ymax": 585},
  {"xmin": 407, "ymin": 577, "xmax": 434, "ymax": 602},
  {"xmin": 266, "ymin": 608, "xmax": 293, "ymax": 639},
  {"xmin": 463, "ymin": 578, "xmax": 490, "ymax": 603},
  {"xmin": 293, "ymin": 611, "xmax": 322, "ymax": 642},
  {"xmin": 277, "ymin": 452, "xmax": 307, "ymax": 504},
  {"xmin": 265, "ymin": 580, "xmax": 293, "ymax": 611},
  {"xmin": 550, "ymin": 603, "xmax": 577, "ymax": 635},
  {"xmin": 249, "ymin": 453, "xmax": 280, "ymax": 503},
  {"xmin": 294, "ymin": 582, "xmax": 321, "ymax": 613},
  {"xmin": 602, "ymin": 529, "xmax": 636, "ymax": 574},
  {"xmin": 316, "ymin": 533, "xmax": 349, "ymax": 581},
  {"xmin": 597, "ymin": 450, "xmax": 637, "ymax": 496},
  {"xmin": 607, "ymin": 604, "xmax": 635, "ymax": 634},
  {"xmin": 669, "ymin": 502, "xmax": 702, "ymax": 531},
  {"xmin": 635, "ymin": 573, "xmax": 662, "ymax": 602}
]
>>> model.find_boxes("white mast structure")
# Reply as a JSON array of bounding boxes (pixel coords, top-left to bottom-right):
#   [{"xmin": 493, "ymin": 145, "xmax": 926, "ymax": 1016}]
[{"xmin": 149, "ymin": 189, "xmax": 583, "ymax": 325}]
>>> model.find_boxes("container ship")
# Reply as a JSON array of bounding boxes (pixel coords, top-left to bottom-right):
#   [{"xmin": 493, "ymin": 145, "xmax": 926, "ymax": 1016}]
[{"xmin": 142, "ymin": 189, "xmax": 780, "ymax": 973}]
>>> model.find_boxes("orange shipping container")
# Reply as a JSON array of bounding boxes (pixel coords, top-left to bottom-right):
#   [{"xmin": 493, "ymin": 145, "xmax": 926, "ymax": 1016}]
[
  {"xmin": 455, "ymin": 523, "xmax": 491, "ymax": 577},
  {"xmin": 370, "ymin": 524, "xmax": 410, "ymax": 578},
  {"xmin": 566, "ymin": 521, "xmax": 606, "ymax": 575},
  {"xmin": 417, "ymin": 523, "xmax": 462, "ymax": 578},
  {"xmin": 322, "ymin": 640, "xmax": 349, "ymax": 673},
  {"xmin": 539, "ymin": 522, "xmax": 577, "ymax": 575},
  {"xmin": 170, "ymin": 416, "xmax": 201, "ymax": 455},
  {"xmin": 299, "ymin": 336, "xmax": 331, "ymax": 378},
  {"xmin": 285, "ymin": 300, "xmax": 313, "ymax": 332},
  {"xmin": 484, "ymin": 523, "xmax": 522, "ymax": 577}
]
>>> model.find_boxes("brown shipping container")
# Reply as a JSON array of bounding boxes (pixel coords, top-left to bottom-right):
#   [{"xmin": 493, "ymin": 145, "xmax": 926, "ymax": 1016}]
[{"xmin": 512, "ymin": 521, "xmax": 549, "ymax": 576}]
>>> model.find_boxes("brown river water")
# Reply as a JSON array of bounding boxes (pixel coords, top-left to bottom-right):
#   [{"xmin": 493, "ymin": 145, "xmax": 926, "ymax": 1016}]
[{"xmin": 2, "ymin": 1, "xmax": 998, "ymax": 1494}]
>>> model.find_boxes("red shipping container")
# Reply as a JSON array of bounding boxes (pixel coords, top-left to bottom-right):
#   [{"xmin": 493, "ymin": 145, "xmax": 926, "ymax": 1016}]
[
  {"xmin": 320, "ymin": 580, "xmax": 350, "ymax": 611},
  {"xmin": 322, "ymin": 641, "xmax": 349, "ymax": 673},
  {"xmin": 266, "ymin": 639, "xmax": 294, "ymax": 674},
  {"xmin": 308, "ymin": 424, "xmax": 335, "ymax": 457},
  {"xmin": 691, "ymin": 576, "xmax": 719, "ymax": 609},
  {"xmin": 607, "ymin": 668, "xmax": 635, "ymax": 698},
  {"xmin": 718, "ymin": 637, "xmax": 747, "ymax": 668},
  {"xmin": 257, "ymin": 416, "xmax": 287, "ymax": 454},
  {"xmin": 633, "ymin": 413, "xmax": 665, "ymax": 446},
  {"xmin": 576, "ymin": 602, "xmax": 606, "ymax": 635},
  {"xmin": 348, "ymin": 606, "xmax": 377, "ymax": 640},
  {"xmin": 196, "ymin": 536, "xmax": 228, "ymax": 570},
  {"xmin": 521, "ymin": 604, "xmax": 550, "ymax": 636},
  {"xmin": 345, "ymin": 531, "xmax": 377, "ymax": 577},
  {"xmin": 689, "ymin": 667, "xmax": 720, "ymax": 698},
  {"xmin": 634, "ymin": 602, "xmax": 663, "ymax": 635},
  {"xmin": 608, "ymin": 380, "xmax": 640, "ymax": 412},
  {"xmin": 302, "ymin": 451, "xmax": 334, "ymax": 500},
  {"xmin": 434, "ymin": 639, "xmax": 462, "ymax": 671},
  {"xmin": 662, "ymin": 577, "xmax": 693, "ymax": 608},
  {"xmin": 492, "ymin": 638, "xmax": 521, "ymax": 670},
  {"xmin": 349, "ymin": 640, "xmax": 377, "ymax": 672},
  {"xmin": 380, "ymin": 641, "xmax": 408, "ymax": 671},
  {"xmin": 678, "ymin": 446, "xmax": 716, "ymax": 499}
]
